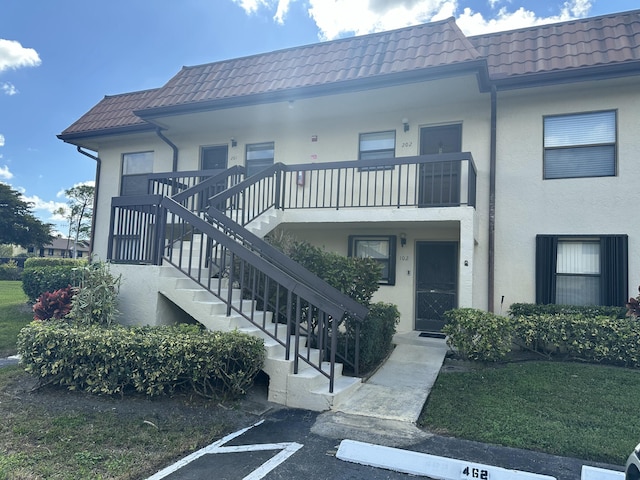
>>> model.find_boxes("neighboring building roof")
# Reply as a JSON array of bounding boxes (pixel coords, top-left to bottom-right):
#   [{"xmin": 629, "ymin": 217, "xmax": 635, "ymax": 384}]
[
  {"xmin": 59, "ymin": 9, "xmax": 640, "ymax": 142},
  {"xmin": 45, "ymin": 238, "xmax": 90, "ymax": 252}
]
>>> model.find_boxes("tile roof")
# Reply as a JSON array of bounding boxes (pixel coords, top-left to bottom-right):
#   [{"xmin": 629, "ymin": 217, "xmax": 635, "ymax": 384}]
[
  {"xmin": 137, "ymin": 17, "xmax": 481, "ymax": 114},
  {"xmin": 59, "ymin": 9, "xmax": 640, "ymax": 141},
  {"xmin": 60, "ymin": 89, "xmax": 159, "ymax": 137},
  {"xmin": 470, "ymin": 9, "xmax": 640, "ymax": 82}
]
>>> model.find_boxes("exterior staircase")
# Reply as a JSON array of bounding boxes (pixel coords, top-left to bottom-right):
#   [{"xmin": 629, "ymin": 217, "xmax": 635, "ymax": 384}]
[{"xmin": 158, "ymin": 221, "xmax": 362, "ymax": 412}]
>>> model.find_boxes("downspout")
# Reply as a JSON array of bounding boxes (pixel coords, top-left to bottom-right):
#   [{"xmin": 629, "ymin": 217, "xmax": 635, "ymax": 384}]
[
  {"xmin": 488, "ymin": 85, "xmax": 497, "ymax": 312},
  {"xmin": 155, "ymin": 128, "xmax": 178, "ymax": 172},
  {"xmin": 76, "ymin": 147, "xmax": 100, "ymax": 260}
]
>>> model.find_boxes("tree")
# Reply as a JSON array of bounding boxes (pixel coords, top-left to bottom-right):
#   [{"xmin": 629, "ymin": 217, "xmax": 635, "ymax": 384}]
[
  {"xmin": 0, "ymin": 183, "xmax": 53, "ymax": 248},
  {"xmin": 56, "ymin": 184, "xmax": 94, "ymax": 258}
]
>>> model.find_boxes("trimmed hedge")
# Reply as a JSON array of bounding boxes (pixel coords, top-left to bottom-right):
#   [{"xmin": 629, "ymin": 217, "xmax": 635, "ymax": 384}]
[
  {"xmin": 341, "ymin": 302, "xmax": 399, "ymax": 373},
  {"xmin": 443, "ymin": 308, "xmax": 513, "ymax": 362},
  {"xmin": 0, "ymin": 261, "xmax": 21, "ymax": 281},
  {"xmin": 512, "ymin": 313, "xmax": 640, "ymax": 367},
  {"xmin": 17, "ymin": 323, "xmax": 265, "ymax": 398},
  {"xmin": 444, "ymin": 305, "xmax": 640, "ymax": 368},
  {"xmin": 22, "ymin": 259, "xmax": 86, "ymax": 301},
  {"xmin": 509, "ymin": 303, "xmax": 627, "ymax": 319}
]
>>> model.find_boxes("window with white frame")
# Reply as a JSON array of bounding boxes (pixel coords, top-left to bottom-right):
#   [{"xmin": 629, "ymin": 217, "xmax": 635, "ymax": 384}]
[
  {"xmin": 359, "ymin": 131, "xmax": 395, "ymax": 162},
  {"xmin": 348, "ymin": 235, "xmax": 396, "ymax": 285},
  {"xmin": 246, "ymin": 142, "xmax": 274, "ymax": 177},
  {"xmin": 543, "ymin": 111, "xmax": 616, "ymax": 179},
  {"xmin": 121, "ymin": 151, "xmax": 154, "ymax": 195},
  {"xmin": 555, "ymin": 240, "xmax": 601, "ymax": 305},
  {"xmin": 536, "ymin": 235, "xmax": 628, "ymax": 306}
]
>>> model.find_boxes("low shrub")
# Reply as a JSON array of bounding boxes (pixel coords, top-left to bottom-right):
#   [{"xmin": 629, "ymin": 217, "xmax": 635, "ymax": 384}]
[
  {"xmin": 0, "ymin": 260, "xmax": 21, "ymax": 281},
  {"xmin": 67, "ymin": 262, "xmax": 121, "ymax": 327},
  {"xmin": 443, "ymin": 308, "xmax": 513, "ymax": 362},
  {"xmin": 268, "ymin": 235, "xmax": 382, "ymax": 305},
  {"xmin": 509, "ymin": 303, "xmax": 626, "ymax": 319},
  {"xmin": 22, "ymin": 259, "xmax": 86, "ymax": 301},
  {"xmin": 341, "ymin": 302, "xmax": 399, "ymax": 373},
  {"xmin": 33, "ymin": 286, "xmax": 74, "ymax": 320},
  {"xmin": 512, "ymin": 313, "xmax": 640, "ymax": 367},
  {"xmin": 23, "ymin": 258, "xmax": 84, "ymax": 268},
  {"xmin": 17, "ymin": 323, "xmax": 265, "ymax": 398}
]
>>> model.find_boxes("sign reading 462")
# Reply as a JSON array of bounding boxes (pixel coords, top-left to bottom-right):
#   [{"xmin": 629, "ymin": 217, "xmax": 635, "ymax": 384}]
[{"xmin": 461, "ymin": 466, "xmax": 489, "ymax": 480}]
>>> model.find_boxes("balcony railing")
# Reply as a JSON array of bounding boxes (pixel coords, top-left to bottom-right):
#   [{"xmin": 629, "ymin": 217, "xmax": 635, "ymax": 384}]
[{"xmin": 107, "ymin": 153, "xmax": 475, "ymax": 391}]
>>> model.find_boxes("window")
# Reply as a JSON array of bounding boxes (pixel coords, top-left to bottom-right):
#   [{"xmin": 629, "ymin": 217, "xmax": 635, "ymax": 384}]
[
  {"xmin": 48, "ymin": 248, "xmax": 54, "ymax": 256},
  {"xmin": 348, "ymin": 235, "xmax": 397, "ymax": 285},
  {"xmin": 201, "ymin": 145, "xmax": 228, "ymax": 170},
  {"xmin": 246, "ymin": 142, "xmax": 274, "ymax": 177},
  {"xmin": 543, "ymin": 111, "xmax": 616, "ymax": 179},
  {"xmin": 359, "ymin": 131, "xmax": 395, "ymax": 161},
  {"xmin": 121, "ymin": 151, "xmax": 154, "ymax": 195},
  {"xmin": 536, "ymin": 235, "xmax": 628, "ymax": 306}
]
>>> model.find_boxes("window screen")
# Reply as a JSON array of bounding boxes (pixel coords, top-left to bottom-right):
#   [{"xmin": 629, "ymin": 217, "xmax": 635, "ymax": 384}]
[
  {"xmin": 543, "ymin": 111, "xmax": 616, "ymax": 179},
  {"xmin": 246, "ymin": 142, "xmax": 274, "ymax": 177}
]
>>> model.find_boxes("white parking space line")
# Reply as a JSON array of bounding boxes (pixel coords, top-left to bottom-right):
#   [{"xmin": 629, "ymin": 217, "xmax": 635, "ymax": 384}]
[
  {"xmin": 581, "ymin": 465, "xmax": 624, "ymax": 480},
  {"xmin": 337, "ymin": 439, "xmax": 557, "ymax": 480},
  {"xmin": 146, "ymin": 419, "xmax": 303, "ymax": 480}
]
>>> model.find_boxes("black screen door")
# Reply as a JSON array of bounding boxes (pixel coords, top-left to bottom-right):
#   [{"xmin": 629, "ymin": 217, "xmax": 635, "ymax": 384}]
[
  {"xmin": 419, "ymin": 124, "xmax": 462, "ymax": 206},
  {"xmin": 415, "ymin": 241, "xmax": 458, "ymax": 331}
]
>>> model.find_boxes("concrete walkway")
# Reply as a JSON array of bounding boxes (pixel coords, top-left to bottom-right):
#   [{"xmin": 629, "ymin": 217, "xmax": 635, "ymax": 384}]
[{"xmin": 312, "ymin": 331, "xmax": 449, "ymax": 447}]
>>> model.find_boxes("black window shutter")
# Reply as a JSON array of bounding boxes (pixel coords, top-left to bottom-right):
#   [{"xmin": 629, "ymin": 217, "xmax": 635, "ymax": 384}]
[
  {"xmin": 600, "ymin": 235, "xmax": 628, "ymax": 306},
  {"xmin": 535, "ymin": 235, "xmax": 558, "ymax": 304}
]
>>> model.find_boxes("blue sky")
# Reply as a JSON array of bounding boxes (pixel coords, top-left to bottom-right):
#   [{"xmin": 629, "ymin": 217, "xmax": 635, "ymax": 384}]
[{"xmin": 0, "ymin": 0, "xmax": 637, "ymax": 235}]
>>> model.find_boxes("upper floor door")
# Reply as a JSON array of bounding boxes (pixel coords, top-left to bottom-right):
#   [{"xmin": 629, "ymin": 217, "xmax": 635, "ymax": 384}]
[
  {"xmin": 200, "ymin": 145, "xmax": 229, "ymax": 211},
  {"xmin": 419, "ymin": 124, "xmax": 462, "ymax": 206}
]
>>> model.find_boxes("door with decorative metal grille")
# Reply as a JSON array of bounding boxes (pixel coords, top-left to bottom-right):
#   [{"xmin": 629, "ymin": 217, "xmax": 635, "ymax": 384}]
[{"xmin": 415, "ymin": 241, "xmax": 458, "ymax": 332}]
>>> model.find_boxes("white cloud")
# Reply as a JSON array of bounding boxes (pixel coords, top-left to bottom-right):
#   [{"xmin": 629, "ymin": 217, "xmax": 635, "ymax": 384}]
[
  {"xmin": 1, "ymin": 82, "xmax": 17, "ymax": 95},
  {"xmin": 308, "ymin": 0, "xmax": 455, "ymax": 40},
  {"xmin": 233, "ymin": 0, "xmax": 593, "ymax": 39},
  {"xmin": 0, "ymin": 165, "xmax": 13, "ymax": 180},
  {"xmin": 457, "ymin": 0, "xmax": 592, "ymax": 35},
  {"xmin": 0, "ymin": 134, "xmax": 4, "ymax": 147},
  {"xmin": 56, "ymin": 180, "xmax": 95, "ymax": 199},
  {"xmin": 0, "ymin": 39, "xmax": 41, "ymax": 72},
  {"xmin": 20, "ymin": 193, "xmax": 66, "ymax": 218}
]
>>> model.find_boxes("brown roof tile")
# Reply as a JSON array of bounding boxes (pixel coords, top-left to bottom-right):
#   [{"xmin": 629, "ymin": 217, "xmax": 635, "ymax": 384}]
[
  {"xmin": 60, "ymin": 10, "xmax": 640, "ymax": 140},
  {"xmin": 59, "ymin": 89, "xmax": 159, "ymax": 137},
  {"xmin": 137, "ymin": 17, "xmax": 481, "ymax": 113},
  {"xmin": 470, "ymin": 9, "xmax": 640, "ymax": 80}
]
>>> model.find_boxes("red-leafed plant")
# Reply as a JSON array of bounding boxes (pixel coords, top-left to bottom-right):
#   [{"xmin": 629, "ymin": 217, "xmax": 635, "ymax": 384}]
[
  {"xmin": 33, "ymin": 286, "xmax": 74, "ymax": 321},
  {"xmin": 627, "ymin": 286, "xmax": 640, "ymax": 318}
]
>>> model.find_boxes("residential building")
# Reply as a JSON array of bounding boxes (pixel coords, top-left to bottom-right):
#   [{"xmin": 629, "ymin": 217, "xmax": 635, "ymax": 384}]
[
  {"xmin": 27, "ymin": 237, "xmax": 90, "ymax": 259},
  {"xmin": 58, "ymin": 9, "xmax": 640, "ymax": 408}
]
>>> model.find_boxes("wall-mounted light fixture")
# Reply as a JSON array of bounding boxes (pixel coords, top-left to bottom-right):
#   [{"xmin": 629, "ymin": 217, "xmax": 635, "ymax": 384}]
[
  {"xmin": 402, "ymin": 118, "xmax": 410, "ymax": 132},
  {"xmin": 230, "ymin": 137, "xmax": 237, "ymax": 147},
  {"xmin": 399, "ymin": 232, "xmax": 407, "ymax": 247}
]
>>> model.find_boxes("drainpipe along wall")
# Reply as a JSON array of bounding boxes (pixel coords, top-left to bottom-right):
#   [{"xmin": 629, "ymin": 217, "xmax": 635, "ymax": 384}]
[
  {"xmin": 155, "ymin": 128, "xmax": 178, "ymax": 172},
  {"xmin": 76, "ymin": 147, "xmax": 100, "ymax": 260},
  {"xmin": 488, "ymin": 86, "xmax": 497, "ymax": 312}
]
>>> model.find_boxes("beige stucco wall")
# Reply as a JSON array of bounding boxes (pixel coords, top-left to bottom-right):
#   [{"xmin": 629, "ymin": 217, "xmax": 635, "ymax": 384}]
[
  {"xmin": 493, "ymin": 76, "xmax": 640, "ymax": 310},
  {"xmin": 88, "ymin": 73, "xmax": 492, "ymax": 330}
]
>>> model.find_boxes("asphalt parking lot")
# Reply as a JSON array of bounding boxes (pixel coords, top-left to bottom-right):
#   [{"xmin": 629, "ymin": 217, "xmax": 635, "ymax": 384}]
[{"xmin": 147, "ymin": 408, "xmax": 624, "ymax": 480}]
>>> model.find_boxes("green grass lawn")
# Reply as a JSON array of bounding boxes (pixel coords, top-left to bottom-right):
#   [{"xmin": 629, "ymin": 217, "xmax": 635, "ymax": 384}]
[
  {"xmin": 0, "ymin": 280, "xmax": 32, "ymax": 356},
  {"xmin": 420, "ymin": 360, "xmax": 640, "ymax": 465}
]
